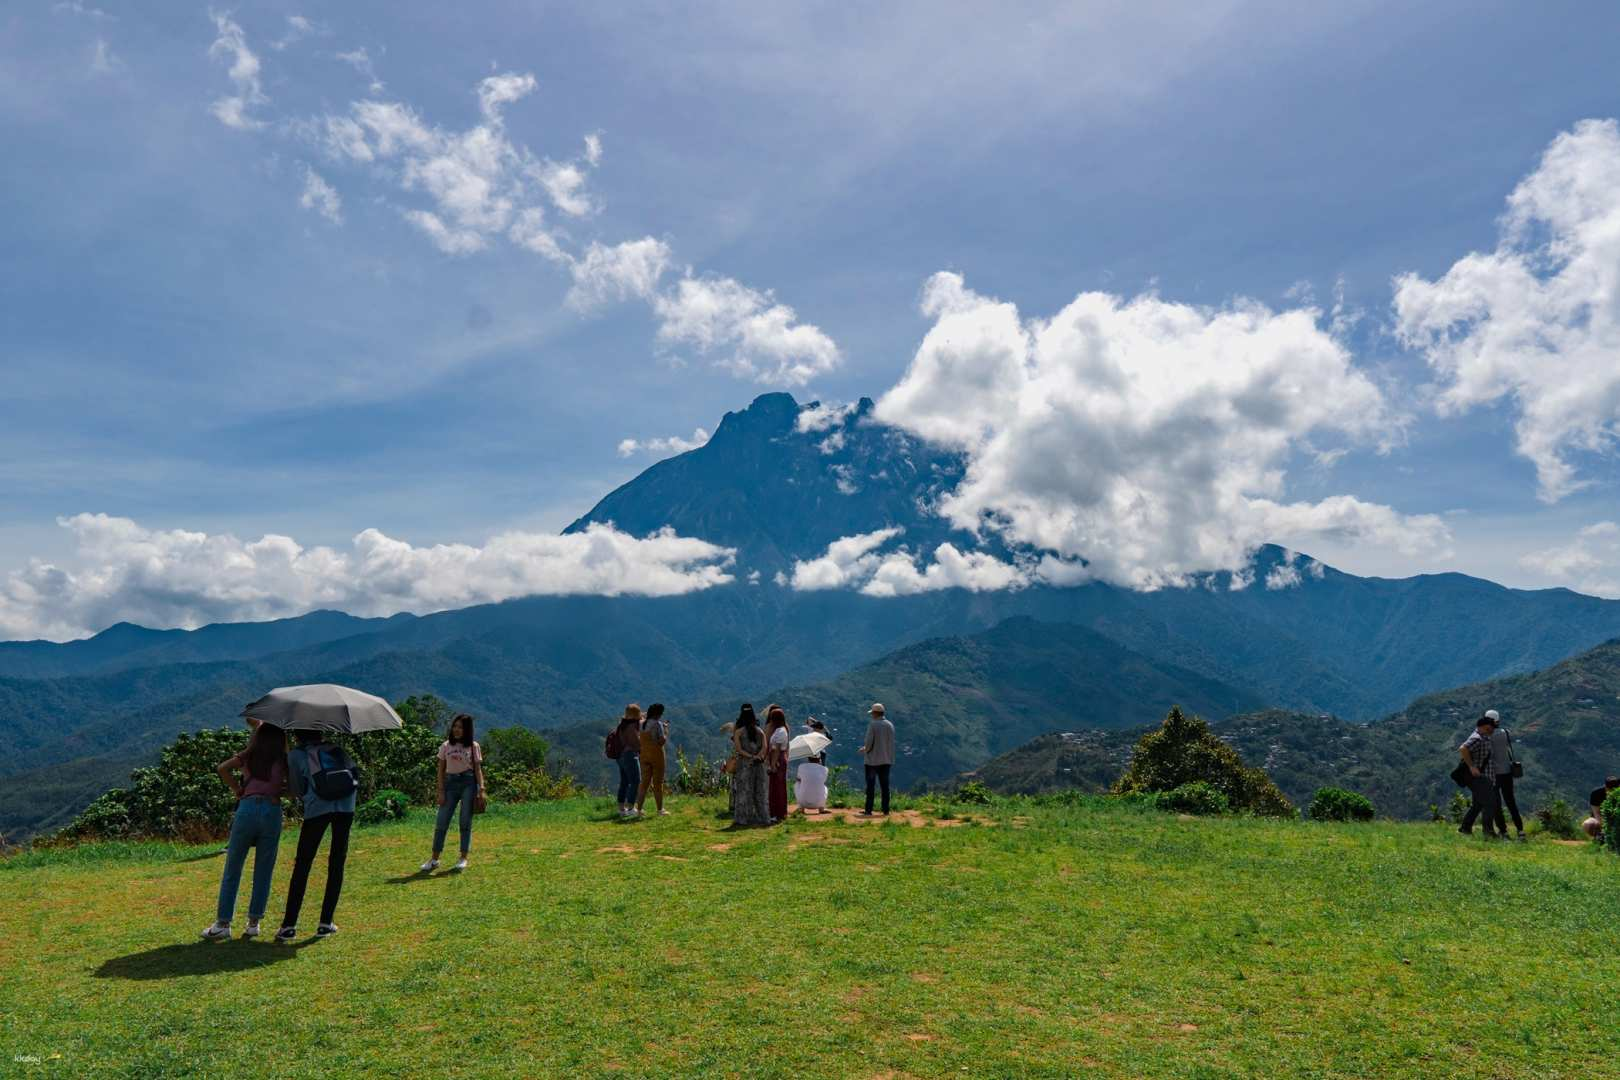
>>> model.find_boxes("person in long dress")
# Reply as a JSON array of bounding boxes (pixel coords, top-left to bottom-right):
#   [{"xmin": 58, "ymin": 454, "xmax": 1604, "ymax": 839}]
[
  {"xmin": 764, "ymin": 705, "xmax": 791, "ymax": 823},
  {"xmin": 730, "ymin": 704, "xmax": 770, "ymax": 826}
]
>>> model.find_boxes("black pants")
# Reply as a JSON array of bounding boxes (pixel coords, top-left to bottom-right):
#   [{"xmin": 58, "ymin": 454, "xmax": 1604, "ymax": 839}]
[
  {"xmin": 281, "ymin": 811, "xmax": 353, "ymax": 928},
  {"xmin": 864, "ymin": 764, "xmax": 891, "ymax": 814},
  {"xmin": 1460, "ymin": 775, "xmax": 1500, "ymax": 835},
  {"xmin": 1494, "ymin": 774, "xmax": 1524, "ymax": 833}
]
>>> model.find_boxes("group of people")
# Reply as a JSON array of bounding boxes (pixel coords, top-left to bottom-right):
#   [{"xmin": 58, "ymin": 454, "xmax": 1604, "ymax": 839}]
[
  {"xmin": 608, "ymin": 699, "xmax": 898, "ymax": 827},
  {"xmin": 1456, "ymin": 708, "xmax": 1615, "ymax": 841},
  {"xmin": 202, "ymin": 713, "xmax": 488, "ymax": 943}
]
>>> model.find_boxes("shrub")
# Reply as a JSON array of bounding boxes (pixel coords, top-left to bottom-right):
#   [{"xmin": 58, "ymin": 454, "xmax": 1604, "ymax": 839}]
[
  {"xmin": 1447, "ymin": 791, "xmax": 1470, "ymax": 825},
  {"xmin": 1535, "ymin": 798, "xmax": 1581, "ymax": 840},
  {"xmin": 356, "ymin": 788, "xmax": 410, "ymax": 826},
  {"xmin": 954, "ymin": 780, "xmax": 994, "ymax": 806},
  {"xmin": 490, "ymin": 767, "xmax": 577, "ymax": 803},
  {"xmin": 333, "ymin": 714, "xmax": 443, "ymax": 806},
  {"xmin": 1603, "ymin": 790, "xmax": 1620, "ymax": 855},
  {"xmin": 1158, "ymin": 781, "xmax": 1230, "ymax": 816},
  {"xmin": 1309, "ymin": 787, "xmax": 1376, "ymax": 822},
  {"xmin": 673, "ymin": 748, "xmax": 730, "ymax": 798},
  {"xmin": 483, "ymin": 726, "xmax": 549, "ymax": 773},
  {"xmin": 1113, "ymin": 707, "xmax": 1294, "ymax": 817},
  {"xmin": 61, "ymin": 727, "xmax": 252, "ymax": 842}
]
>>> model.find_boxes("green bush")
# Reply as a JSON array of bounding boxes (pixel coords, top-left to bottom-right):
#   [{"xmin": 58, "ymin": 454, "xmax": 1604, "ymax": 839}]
[
  {"xmin": 954, "ymin": 780, "xmax": 994, "ymax": 806},
  {"xmin": 1158, "ymin": 781, "xmax": 1231, "ymax": 816},
  {"xmin": 356, "ymin": 788, "xmax": 410, "ymax": 826},
  {"xmin": 61, "ymin": 727, "xmax": 253, "ymax": 843},
  {"xmin": 1309, "ymin": 787, "xmax": 1376, "ymax": 822},
  {"xmin": 1113, "ymin": 707, "xmax": 1294, "ymax": 818},
  {"xmin": 673, "ymin": 748, "xmax": 730, "ymax": 798},
  {"xmin": 1534, "ymin": 798, "xmax": 1581, "ymax": 840},
  {"xmin": 332, "ymin": 714, "xmax": 443, "ymax": 806},
  {"xmin": 489, "ymin": 767, "xmax": 577, "ymax": 803},
  {"xmin": 1602, "ymin": 790, "xmax": 1620, "ymax": 855},
  {"xmin": 483, "ymin": 726, "xmax": 549, "ymax": 772},
  {"xmin": 1446, "ymin": 791, "xmax": 1470, "ymax": 825}
]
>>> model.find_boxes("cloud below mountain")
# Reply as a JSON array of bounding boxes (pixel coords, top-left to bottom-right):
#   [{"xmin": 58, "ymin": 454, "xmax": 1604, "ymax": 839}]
[{"xmin": 0, "ymin": 515, "xmax": 736, "ymax": 642}]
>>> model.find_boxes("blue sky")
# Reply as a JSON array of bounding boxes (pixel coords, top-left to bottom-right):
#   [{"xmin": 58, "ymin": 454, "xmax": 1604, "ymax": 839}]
[{"xmin": 4, "ymin": 1, "xmax": 1620, "ymax": 638}]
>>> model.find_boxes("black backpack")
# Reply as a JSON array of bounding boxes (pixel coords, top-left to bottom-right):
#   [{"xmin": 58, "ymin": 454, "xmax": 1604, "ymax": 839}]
[{"xmin": 303, "ymin": 744, "xmax": 358, "ymax": 800}]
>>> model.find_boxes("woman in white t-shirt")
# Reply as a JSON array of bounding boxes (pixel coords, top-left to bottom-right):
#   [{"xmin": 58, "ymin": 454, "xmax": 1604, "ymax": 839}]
[{"xmin": 421, "ymin": 714, "xmax": 485, "ymax": 873}]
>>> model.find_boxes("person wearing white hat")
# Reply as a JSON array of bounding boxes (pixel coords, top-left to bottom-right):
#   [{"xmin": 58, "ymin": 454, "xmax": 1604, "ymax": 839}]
[
  {"xmin": 1484, "ymin": 709, "xmax": 1526, "ymax": 841},
  {"xmin": 860, "ymin": 703, "xmax": 895, "ymax": 816}
]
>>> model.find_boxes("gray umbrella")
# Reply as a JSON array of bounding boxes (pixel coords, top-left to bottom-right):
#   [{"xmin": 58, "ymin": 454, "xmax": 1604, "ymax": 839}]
[{"xmin": 240, "ymin": 683, "xmax": 404, "ymax": 734}]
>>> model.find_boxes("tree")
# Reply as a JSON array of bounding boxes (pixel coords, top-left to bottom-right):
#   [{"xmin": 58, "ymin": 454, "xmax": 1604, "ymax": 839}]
[
  {"xmin": 395, "ymin": 694, "xmax": 452, "ymax": 733},
  {"xmin": 1113, "ymin": 706, "xmax": 1294, "ymax": 817}
]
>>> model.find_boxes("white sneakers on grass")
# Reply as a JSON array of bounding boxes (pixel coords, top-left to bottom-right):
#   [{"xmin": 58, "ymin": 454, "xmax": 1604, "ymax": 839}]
[
  {"xmin": 201, "ymin": 922, "xmax": 231, "ymax": 941},
  {"xmin": 316, "ymin": 923, "xmax": 339, "ymax": 938},
  {"xmin": 420, "ymin": 857, "xmax": 440, "ymax": 872},
  {"xmin": 452, "ymin": 857, "xmax": 469, "ymax": 872},
  {"xmin": 242, "ymin": 921, "xmax": 261, "ymax": 939}
]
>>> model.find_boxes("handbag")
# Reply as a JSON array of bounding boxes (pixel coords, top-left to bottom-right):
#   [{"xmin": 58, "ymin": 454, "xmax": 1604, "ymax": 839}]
[
  {"xmin": 1449, "ymin": 760, "xmax": 1472, "ymax": 788},
  {"xmin": 721, "ymin": 755, "xmax": 738, "ymax": 776},
  {"xmin": 471, "ymin": 749, "xmax": 487, "ymax": 814},
  {"xmin": 1506, "ymin": 731, "xmax": 1524, "ymax": 779}
]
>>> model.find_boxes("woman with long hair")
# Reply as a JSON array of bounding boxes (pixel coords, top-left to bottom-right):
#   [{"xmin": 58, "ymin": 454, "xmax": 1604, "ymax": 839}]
[
  {"xmin": 421, "ymin": 713, "xmax": 485, "ymax": 872},
  {"xmin": 730, "ymin": 703, "xmax": 770, "ymax": 826},
  {"xmin": 636, "ymin": 702, "xmax": 670, "ymax": 817},
  {"xmin": 764, "ymin": 704, "xmax": 791, "ymax": 823},
  {"xmin": 615, "ymin": 705, "xmax": 644, "ymax": 818},
  {"xmin": 202, "ymin": 722, "xmax": 288, "ymax": 941}
]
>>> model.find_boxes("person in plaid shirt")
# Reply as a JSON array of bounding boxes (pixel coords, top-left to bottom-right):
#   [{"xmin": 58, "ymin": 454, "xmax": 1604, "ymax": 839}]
[{"xmin": 1458, "ymin": 713, "xmax": 1502, "ymax": 838}]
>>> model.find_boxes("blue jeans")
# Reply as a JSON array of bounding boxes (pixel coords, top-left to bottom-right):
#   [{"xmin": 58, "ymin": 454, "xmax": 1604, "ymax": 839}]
[
  {"xmin": 216, "ymin": 796, "xmax": 283, "ymax": 923},
  {"xmin": 433, "ymin": 772, "xmax": 477, "ymax": 856},
  {"xmin": 616, "ymin": 750, "xmax": 641, "ymax": 806}
]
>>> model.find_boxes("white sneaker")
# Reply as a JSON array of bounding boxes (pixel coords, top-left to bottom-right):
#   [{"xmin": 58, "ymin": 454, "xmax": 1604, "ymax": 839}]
[
  {"xmin": 452, "ymin": 857, "xmax": 469, "ymax": 872},
  {"xmin": 274, "ymin": 926, "xmax": 298, "ymax": 943},
  {"xmin": 201, "ymin": 922, "xmax": 231, "ymax": 941},
  {"xmin": 658, "ymin": 809, "xmax": 670, "ymax": 816},
  {"xmin": 316, "ymin": 923, "xmax": 339, "ymax": 938},
  {"xmin": 420, "ymin": 858, "xmax": 440, "ymax": 872},
  {"xmin": 242, "ymin": 921, "xmax": 261, "ymax": 939}
]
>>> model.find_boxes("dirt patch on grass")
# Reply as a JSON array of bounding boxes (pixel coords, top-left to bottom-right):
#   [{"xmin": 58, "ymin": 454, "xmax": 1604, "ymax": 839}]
[
  {"xmin": 910, "ymin": 972, "xmax": 938, "ymax": 983},
  {"xmin": 707, "ymin": 843, "xmax": 733, "ymax": 852},
  {"xmin": 596, "ymin": 844, "xmax": 647, "ymax": 855},
  {"xmin": 1552, "ymin": 839, "xmax": 1589, "ymax": 847},
  {"xmin": 904, "ymin": 1033, "xmax": 934, "ymax": 1042},
  {"xmin": 795, "ymin": 807, "xmax": 966, "ymax": 828}
]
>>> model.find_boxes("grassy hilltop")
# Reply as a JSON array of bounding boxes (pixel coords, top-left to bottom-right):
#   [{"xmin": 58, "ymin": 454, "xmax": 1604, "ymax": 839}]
[{"xmin": 4, "ymin": 796, "xmax": 1617, "ymax": 1079}]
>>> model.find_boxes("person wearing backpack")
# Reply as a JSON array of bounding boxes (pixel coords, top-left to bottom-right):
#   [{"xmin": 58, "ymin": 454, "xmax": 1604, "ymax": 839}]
[
  {"xmin": 201, "ymin": 721, "xmax": 288, "ymax": 941},
  {"xmin": 636, "ymin": 702, "xmax": 670, "ymax": 817},
  {"xmin": 421, "ymin": 713, "xmax": 485, "ymax": 873},
  {"xmin": 1485, "ymin": 709, "xmax": 1526, "ymax": 842},
  {"xmin": 277, "ymin": 729, "xmax": 359, "ymax": 941},
  {"xmin": 613, "ymin": 705, "xmax": 644, "ymax": 818}
]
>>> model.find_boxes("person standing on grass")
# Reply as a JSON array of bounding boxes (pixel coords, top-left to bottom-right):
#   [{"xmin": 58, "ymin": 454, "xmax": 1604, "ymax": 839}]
[
  {"xmin": 277, "ymin": 729, "xmax": 358, "ymax": 941},
  {"xmin": 730, "ymin": 703, "xmax": 771, "ymax": 826},
  {"xmin": 636, "ymin": 702, "xmax": 670, "ymax": 817},
  {"xmin": 1457, "ymin": 713, "xmax": 1501, "ymax": 839},
  {"xmin": 764, "ymin": 705, "xmax": 792, "ymax": 823},
  {"xmin": 202, "ymin": 722, "xmax": 288, "ymax": 941},
  {"xmin": 615, "ymin": 705, "xmax": 644, "ymax": 818},
  {"xmin": 1583, "ymin": 776, "xmax": 1619, "ymax": 838},
  {"xmin": 1485, "ymin": 709, "xmax": 1526, "ymax": 842},
  {"xmin": 860, "ymin": 703, "xmax": 896, "ymax": 817},
  {"xmin": 421, "ymin": 714, "xmax": 485, "ymax": 873}
]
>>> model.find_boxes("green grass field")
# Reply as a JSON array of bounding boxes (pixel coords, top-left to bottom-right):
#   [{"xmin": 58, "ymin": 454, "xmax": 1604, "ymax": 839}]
[{"xmin": 3, "ymin": 796, "xmax": 1616, "ymax": 1078}]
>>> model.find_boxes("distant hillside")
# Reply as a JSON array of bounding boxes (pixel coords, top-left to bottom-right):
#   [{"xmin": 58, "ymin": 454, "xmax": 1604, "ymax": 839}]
[{"xmin": 962, "ymin": 638, "xmax": 1620, "ymax": 819}]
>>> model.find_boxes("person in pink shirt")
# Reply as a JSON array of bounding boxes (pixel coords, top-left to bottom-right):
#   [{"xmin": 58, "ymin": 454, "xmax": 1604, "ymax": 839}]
[{"xmin": 202, "ymin": 722, "xmax": 288, "ymax": 941}]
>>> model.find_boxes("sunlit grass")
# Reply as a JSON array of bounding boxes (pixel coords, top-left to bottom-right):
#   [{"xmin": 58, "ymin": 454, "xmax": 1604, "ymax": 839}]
[{"xmin": 2, "ymin": 796, "xmax": 1615, "ymax": 1078}]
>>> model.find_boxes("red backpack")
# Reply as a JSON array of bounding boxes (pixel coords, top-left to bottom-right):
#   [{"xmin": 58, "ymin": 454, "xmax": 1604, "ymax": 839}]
[{"xmin": 604, "ymin": 727, "xmax": 623, "ymax": 760}]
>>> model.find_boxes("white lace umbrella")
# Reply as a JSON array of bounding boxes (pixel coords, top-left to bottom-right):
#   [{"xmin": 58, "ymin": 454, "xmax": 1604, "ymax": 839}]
[
  {"xmin": 240, "ymin": 683, "xmax": 403, "ymax": 734},
  {"xmin": 788, "ymin": 732, "xmax": 831, "ymax": 761}
]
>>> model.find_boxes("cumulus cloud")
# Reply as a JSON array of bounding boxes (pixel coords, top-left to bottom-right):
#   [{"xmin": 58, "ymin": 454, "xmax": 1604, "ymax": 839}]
[
  {"xmin": 1520, "ymin": 521, "xmax": 1620, "ymax": 598},
  {"xmin": 567, "ymin": 237, "xmax": 672, "ymax": 309},
  {"xmin": 654, "ymin": 276, "xmax": 841, "ymax": 386},
  {"xmin": 616, "ymin": 427, "xmax": 710, "ymax": 458},
  {"xmin": 795, "ymin": 400, "xmax": 857, "ymax": 433},
  {"xmin": 1395, "ymin": 119, "xmax": 1620, "ymax": 503},
  {"xmin": 298, "ymin": 165, "xmax": 342, "ymax": 224},
  {"xmin": 207, "ymin": 11, "xmax": 268, "ymax": 130},
  {"xmin": 0, "ymin": 515, "xmax": 736, "ymax": 642},
  {"xmin": 785, "ymin": 528, "xmax": 1027, "ymax": 597},
  {"xmin": 868, "ymin": 272, "xmax": 1448, "ymax": 590}
]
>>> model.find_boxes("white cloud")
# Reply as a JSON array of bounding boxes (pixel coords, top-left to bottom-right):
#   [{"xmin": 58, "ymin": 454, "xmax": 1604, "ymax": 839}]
[
  {"xmin": 0, "ymin": 515, "xmax": 736, "ymax": 642},
  {"xmin": 335, "ymin": 46, "xmax": 384, "ymax": 93},
  {"xmin": 617, "ymin": 427, "xmax": 710, "ymax": 458},
  {"xmin": 477, "ymin": 72, "xmax": 537, "ymax": 120},
  {"xmin": 298, "ymin": 165, "xmax": 342, "ymax": 224},
  {"xmin": 403, "ymin": 209, "xmax": 486, "ymax": 255},
  {"xmin": 796, "ymin": 400, "xmax": 857, "ymax": 433},
  {"xmin": 1520, "ymin": 521, "xmax": 1620, "ymax": 598},
  {"xmin": 53, "ymin": 2, "xmax": 112, "ymax": 20},
  {"xmin": 1394, "ymin": 119, "xmax": 1620, "ymax": 503},
  {"xmin": 88, "ymin": 37, "xmax": 121, "ymax": 76},
  {"xmin": 532, "ymin": 159, "xmax": 595, "ymax": 217},
  {"xmin": 272, "ymin": 14, "xmax": 317, "ymax": 51},
  {"xmin": 567, "ymin": 237, "xmax": 672, "ymax": 309},
  {"xmin": 654, "ymin": 276, "xmax": 841, "ymax": 386},
  {"xmin": 207, "ymin": 11, "xmax": 268, "ymax": 130},
  {"xmin": 584, "ymin": 132, "xmax": 604, "ymax": 167},
  {"xmin": 871, "ymin": 272, "xmax": 1448, "ymax": 591},
  {"xmin": 785, "ymin": 528, "xmax": 1026, "ymax": 597}
]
